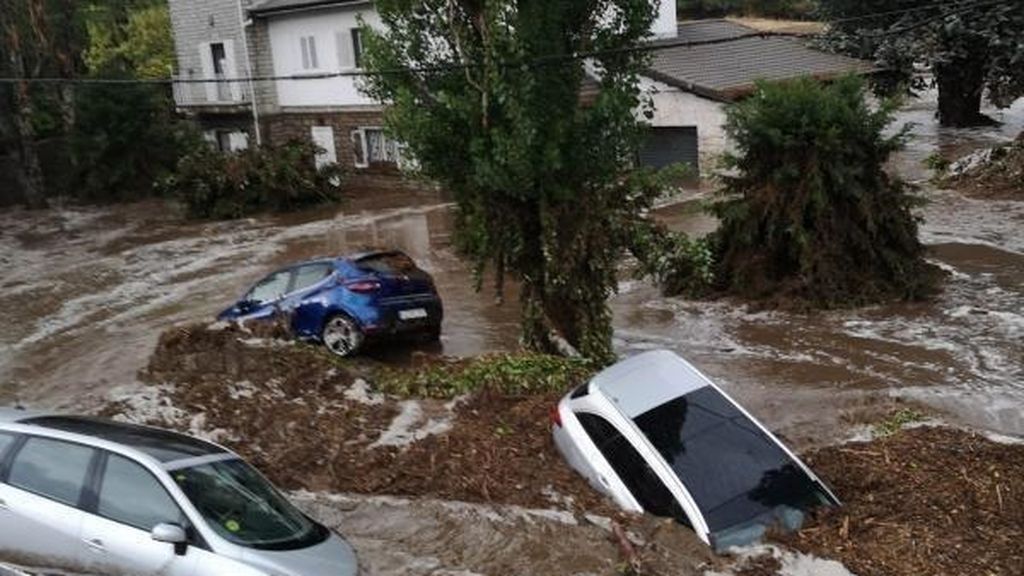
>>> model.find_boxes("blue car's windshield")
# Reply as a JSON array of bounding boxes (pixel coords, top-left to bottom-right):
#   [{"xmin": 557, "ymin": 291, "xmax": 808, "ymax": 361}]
[
  {"xmin": 171, "ymin": 458, "xmax": 327, "ymax": 550},
  {"xmin": 633, "ymin": 387, "xmax": 831, "ymax": 534}
]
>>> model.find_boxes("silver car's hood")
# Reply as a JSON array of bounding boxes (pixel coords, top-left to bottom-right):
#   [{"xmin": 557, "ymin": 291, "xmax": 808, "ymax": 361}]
[{"xmin": 240, "ymin": 533, "xmax": 359, "ymax": 576}]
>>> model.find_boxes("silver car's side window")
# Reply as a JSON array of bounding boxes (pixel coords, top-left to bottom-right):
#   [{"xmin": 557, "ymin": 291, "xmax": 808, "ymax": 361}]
[
  {"xmin": 7, "ymin": 437, "xmax": 95, "ymax": 507},
  {"xmin": 97, "ymin": 454, "xmax": 184, "ymax": 531}
]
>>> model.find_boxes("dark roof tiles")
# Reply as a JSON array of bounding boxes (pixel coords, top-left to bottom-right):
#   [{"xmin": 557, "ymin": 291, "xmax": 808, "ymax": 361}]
[{"xmin": 647, "ymin": 20, "xmax": 874, "ymax": 101}]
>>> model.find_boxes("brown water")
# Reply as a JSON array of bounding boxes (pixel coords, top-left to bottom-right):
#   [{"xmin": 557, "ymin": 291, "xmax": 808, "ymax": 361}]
[{"xmin": 1, "ymin": 92, "xmax": 1022, "ymax": 449}]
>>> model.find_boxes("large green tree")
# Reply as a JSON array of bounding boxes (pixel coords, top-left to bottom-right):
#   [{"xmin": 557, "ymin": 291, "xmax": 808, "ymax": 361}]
[
  {"xmin": 360, "ymin": 0, "xmax": 663, "ymax": 363},
  {"xmin": 0, "ymin": 0, "xmax": 79, "ymax": 207},
  {"xmin": 819, "ymin": 0, "xmax": 1024, "ymax": 127},
  {"xmin": 73, "ymin": 0, "xmax": 189, "ymax": 200}
]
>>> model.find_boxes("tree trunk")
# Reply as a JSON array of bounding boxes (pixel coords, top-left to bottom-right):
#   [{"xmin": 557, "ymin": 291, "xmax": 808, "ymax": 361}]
[
  {"xmin": 934, "ymin": 46, "xmax": 990, "ymax": 128},
  {"xmin": 3, "ymin": 18, "xmax": 48, "ymax": 208},
  {"xmin": 13, "ymin": 81, "xmax": 47, "ymax": 208}
]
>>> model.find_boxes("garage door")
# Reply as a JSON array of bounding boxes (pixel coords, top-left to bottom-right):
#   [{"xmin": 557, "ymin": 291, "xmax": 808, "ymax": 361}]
[{"xmin": 638, "ymin": 127, "xmax": 699, "ymax": 178}]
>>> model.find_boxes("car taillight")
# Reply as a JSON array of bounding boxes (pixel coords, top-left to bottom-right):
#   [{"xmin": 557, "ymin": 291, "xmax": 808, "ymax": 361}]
[
  {"xmin": 550, "ymin": 404, "xmax": 562, "ymax": 428},
  {"xmin": 345, "ymin": 280, "xmax": 381, "ymax": 293}
]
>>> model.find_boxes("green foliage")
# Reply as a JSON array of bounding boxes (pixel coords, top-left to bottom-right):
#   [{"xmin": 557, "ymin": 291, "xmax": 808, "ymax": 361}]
[
  {"xmin": 630, "ymin": 219, "xmax": 715, "ymax": 297},
  {"xmin": 818, "ymin": 0, "xmax": 1024, "ymax": 126},
  {"xmin": 71, "ymin": 1, "xmax": 186, "ymax": 201},
  {"xmin": 374, "ymin": 353, "xmax": 595, "ymax": 399},
  {"xmin": 709, "ymin": 76, "xmax": 939, "ymax": 307},
  {"xmin": 84, "ymin": 3, "xmax": 174, "ymax": 80},
  {"xmin": 873, "ymin": 408, "xmax": 926, "ymax": 437},
  {"xmin": 923, "ymin": 153, "xmax": 950, "ymax": 174},
  {"xmin": 360, "ymin": 0, "xmax": 668, "ymax": 364},
  {"xmin": 159, "ymin": 139, "xmax": 344, "ymax": 220},
  {"xmin": 73, "ymin": 83, "xmax": 196, "ymax": 202}
]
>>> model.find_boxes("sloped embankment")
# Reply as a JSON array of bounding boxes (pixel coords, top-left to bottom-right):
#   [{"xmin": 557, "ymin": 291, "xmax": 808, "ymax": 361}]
[
  {"xmin": 781, "ymin": 426, "xmax": 1024, "ymax": 576},
  {"xmin": 945, "ymin": 133, "xmax": 1024, "ymax": 199}
]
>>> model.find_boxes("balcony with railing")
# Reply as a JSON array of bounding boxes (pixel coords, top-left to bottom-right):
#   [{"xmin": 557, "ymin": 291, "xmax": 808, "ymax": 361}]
[{"xmin": 172, "ymin": 75, "xmax": 252, "ymax": 111}]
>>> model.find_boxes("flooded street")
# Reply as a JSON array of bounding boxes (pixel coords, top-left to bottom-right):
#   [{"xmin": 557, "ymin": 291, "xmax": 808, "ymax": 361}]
[
  {"xmin": 1, "ymin": 90, "xmax": 1021, "ymax": 576},
  {"xmin": 1, "ymin": 91, "xmax": 1022, "ymax": 447}
]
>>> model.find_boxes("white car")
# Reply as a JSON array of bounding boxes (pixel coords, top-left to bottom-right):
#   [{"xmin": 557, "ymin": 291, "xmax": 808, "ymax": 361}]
[
  {"xmin": 552, "ymin": 350, "xmax": 839, "ymax": 551},
  {"xmin": 0, "ymin": 409, "xmax": 359, "ymax": 576}
]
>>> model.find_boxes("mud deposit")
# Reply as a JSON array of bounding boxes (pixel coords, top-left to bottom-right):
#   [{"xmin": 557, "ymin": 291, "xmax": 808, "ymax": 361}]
[
  {"xmin": 784, "ymin": 426, "xmax": 1024, "ymax": 576},
  {"xmin": 100, "ymin": 323, "xmax": 725, "ymax": 575},
  {"xmin": 120, "ymin": 323, "xmax": 609, "ymax": 512},
  {"xmin": 294, "ymin": 493, "xmax": 716, "ymax": 576},
  {"xmin": 946, "ymin": 133, "xmax": 1024, "ymax": 199}
]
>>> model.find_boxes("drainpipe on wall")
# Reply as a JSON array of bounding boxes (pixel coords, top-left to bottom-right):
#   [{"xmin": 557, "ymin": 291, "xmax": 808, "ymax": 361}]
[{"xmin": 237, "ymin": 0, "xmax": 262, "ymax": 146}]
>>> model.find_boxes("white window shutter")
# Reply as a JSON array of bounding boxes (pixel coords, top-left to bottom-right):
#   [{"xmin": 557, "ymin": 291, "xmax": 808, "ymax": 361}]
[
  {"xmin": 199, "ymin": 43, "xmax": 217, "ymax": 102},
  {"xmin": 336, "ymin": 31, "xmax": 354, "ymax": 70},
  {"xmin": 221, "ymin": 39, "xmax": 241, "ymax": 101},
  {"xmin": 350, "ymin": 129, "xmax": 368, "ymax": 168},
  {"xmin": 311, "ymin": 126, "xmax": 338, "ymax": 169},
  {"xmin": 228, "ymin": 132, "xmax": 249, "ymax": 152}
]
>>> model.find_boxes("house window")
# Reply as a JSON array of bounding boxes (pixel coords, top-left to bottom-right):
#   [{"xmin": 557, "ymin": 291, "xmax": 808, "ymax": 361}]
[
  {"xmin": 300, "ymin": 36, "xmax": 319, "ymax": 70},
  {"xmin": 351, "ymin": 28, "xmax": 363, "ymax": 68},
  {"xmin": 211, "ymin": 42, "xmax": 227, "ymax": 75},
  {"xmin": 350, "ymin": 127, "xmax": 401, "ymax": 169},
  {"xmin": 311, "ymin": 126, "xmax": 338, "ymax": 169},
  {"xmin": 206, "ymin": 130, "xmax": 249, "ymax": 153}
]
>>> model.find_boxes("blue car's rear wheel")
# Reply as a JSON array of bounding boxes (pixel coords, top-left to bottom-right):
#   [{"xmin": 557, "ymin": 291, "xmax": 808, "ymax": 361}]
[{"xmin": 322, "ymin": 314, "xmax": 364, "ymax": 357}]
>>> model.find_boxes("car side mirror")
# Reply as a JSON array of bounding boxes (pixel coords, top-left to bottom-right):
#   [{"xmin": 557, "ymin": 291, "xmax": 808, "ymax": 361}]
[{"xmin": 152, "ymin": 523, "xmax": 188, "ymax": 556}]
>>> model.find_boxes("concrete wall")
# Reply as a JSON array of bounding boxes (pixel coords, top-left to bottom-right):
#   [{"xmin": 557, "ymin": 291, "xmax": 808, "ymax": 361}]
[
  {"xmin": 653, "ymin": 0, "xmax": 678, "ymax": 38},
  {"xmin": 266, "ymin": 6, "xmax": 382, "ymax": 108},
  {"xmin": 643, "ymin": 77, "xmax": 730, "ymax": 173}
]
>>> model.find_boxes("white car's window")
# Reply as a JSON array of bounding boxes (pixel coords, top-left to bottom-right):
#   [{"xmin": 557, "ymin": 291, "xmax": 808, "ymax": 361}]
[
  {"xmin": 576, "ymin": 412, "xmax": 689, "ymax": 525},
  {"xmin": 292, "ymin": 263, "xmax": 332, "ymax": 292},
  {"xmin": 8, "ymin": 437, "xmax": 95, "ymax": 506},
  {"xmin": 633, "ymin": 387, "xmax": 826, "ymax": 534},
  {"xmin": 249, "ymin": 271, "xmax": 291, "ymax": 303},
  {"xmin": 98, "ymin": 454, "xmax": 183, "ymax": 530}
]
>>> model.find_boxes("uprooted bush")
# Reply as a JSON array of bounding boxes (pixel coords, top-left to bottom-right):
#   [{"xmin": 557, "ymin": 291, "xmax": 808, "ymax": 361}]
[
  {"xmin": 158, "ymin": 139, "xmax": 344, "ymax": 219},
  {"xmin": 629, "ymin": 219, "xmax": 715, "ymax": 297},
  {"xmin": 706, "ymin": 76, "xmax": 941, "ymax": 307}
]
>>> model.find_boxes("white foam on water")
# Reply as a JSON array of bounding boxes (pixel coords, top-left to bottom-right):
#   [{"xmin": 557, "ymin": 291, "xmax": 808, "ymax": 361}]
[{"xmin": 711, "ymin": 544, "xmax": 858, "ymax": 576}]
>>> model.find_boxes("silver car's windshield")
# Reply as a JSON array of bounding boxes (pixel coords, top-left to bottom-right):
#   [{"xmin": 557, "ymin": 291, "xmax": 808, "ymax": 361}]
[{"xmin": 172, "ymin": 458, "xmax": 326, "ymax": 550}]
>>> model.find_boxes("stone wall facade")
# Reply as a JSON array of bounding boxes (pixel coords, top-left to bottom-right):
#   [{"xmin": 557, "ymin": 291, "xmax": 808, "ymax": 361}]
[{"xmin": 263, "ymin": 108, "xmax": 424, "ymax": 192}]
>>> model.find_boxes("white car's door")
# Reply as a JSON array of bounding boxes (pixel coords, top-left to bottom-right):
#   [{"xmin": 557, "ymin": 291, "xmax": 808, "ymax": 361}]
[
  {"xmin": 0, "ymin": 435, "xmax": 94, "ymax": 572},
  {"xmin": 78, "ymin": 452, "xmax": 199, "ymax": 576}
]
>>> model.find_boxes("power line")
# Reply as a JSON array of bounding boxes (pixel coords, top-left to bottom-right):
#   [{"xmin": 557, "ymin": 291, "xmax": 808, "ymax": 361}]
[{"xmin": 0, "ymin": 0, "xmax": 1008, "ymax": 85}]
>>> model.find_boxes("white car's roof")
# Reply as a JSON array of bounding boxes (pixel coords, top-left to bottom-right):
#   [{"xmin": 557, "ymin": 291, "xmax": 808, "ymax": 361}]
[{"xmin": 590, "ymin": 350, "xmax": 710, "ymax": 418}]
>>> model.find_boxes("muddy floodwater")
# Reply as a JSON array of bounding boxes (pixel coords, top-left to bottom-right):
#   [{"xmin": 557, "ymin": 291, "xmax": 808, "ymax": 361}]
[{"xmin": 1, "ymin": 92, "xmax": 1022, "ymax": 451}]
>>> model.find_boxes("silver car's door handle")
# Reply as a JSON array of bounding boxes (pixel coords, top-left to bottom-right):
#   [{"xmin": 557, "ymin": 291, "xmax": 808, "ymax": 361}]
[
  {"xmin": 84, "ymin": 538, "xmax": 106, "ymax": 553},
  {"xmin": 0, "ymin": 497, "xmax": 8, "ymax": 510}
]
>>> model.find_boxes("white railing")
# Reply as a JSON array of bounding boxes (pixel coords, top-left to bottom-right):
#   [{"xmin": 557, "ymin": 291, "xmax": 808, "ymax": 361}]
[{"xmin": 172, "ymin": 75, "xmax": 251, "ymax": 107}]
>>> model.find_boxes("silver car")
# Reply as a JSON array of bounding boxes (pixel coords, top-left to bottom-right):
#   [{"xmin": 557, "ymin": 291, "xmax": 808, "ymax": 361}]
[{"xmin": 0, "ymin": 409, "xmax": 359, "ymax": 576}]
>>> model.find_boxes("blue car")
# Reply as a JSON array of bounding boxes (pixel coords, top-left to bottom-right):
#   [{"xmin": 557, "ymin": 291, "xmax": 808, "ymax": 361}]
[{"xmin": 218, "ymin": 250, "xmax": 443, "ymax": 356}]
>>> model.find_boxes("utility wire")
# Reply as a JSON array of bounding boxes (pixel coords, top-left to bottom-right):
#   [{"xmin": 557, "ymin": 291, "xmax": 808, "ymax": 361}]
[{"xmin": 0, "ymin": 0, "xmax": 1008, "ymax": 85}]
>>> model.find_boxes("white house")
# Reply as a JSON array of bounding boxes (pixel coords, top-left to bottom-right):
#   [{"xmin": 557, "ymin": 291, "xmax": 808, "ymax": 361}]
[{"xmin": 167, "ymin": 1, "xmax": 871, "ymax": 184}]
